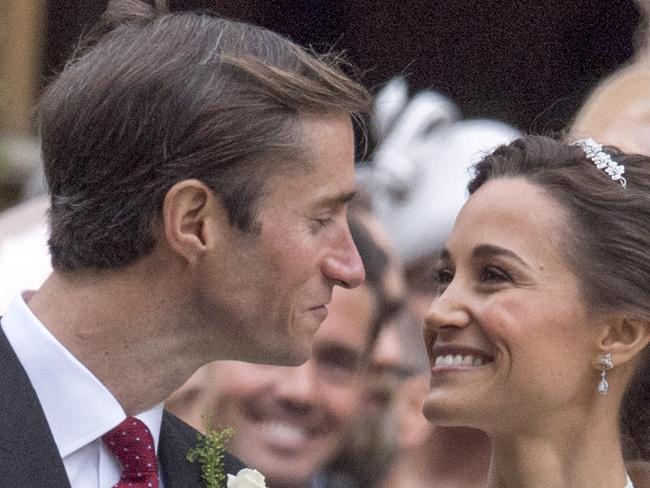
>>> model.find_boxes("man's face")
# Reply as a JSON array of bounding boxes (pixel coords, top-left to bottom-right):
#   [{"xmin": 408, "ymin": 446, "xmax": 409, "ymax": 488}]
[
  {"xmin": 196, "ymin": 114, "xmax": 365, "ymax": 366},
  {"xmin": 205, "ymin": 284, "xmax": 376, "ymax": 487}
]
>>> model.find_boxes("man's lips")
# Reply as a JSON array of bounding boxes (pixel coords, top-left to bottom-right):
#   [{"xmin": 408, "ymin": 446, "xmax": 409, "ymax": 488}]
[{"xmin": 308, "ymin": 305, "xmax": 328, "ymax": 321}]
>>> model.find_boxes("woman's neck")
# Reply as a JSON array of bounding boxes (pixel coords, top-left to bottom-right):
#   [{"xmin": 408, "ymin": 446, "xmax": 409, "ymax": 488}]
[{"xmin": 487, "ymin": 417, "xmax": 628, "ymax": 488}]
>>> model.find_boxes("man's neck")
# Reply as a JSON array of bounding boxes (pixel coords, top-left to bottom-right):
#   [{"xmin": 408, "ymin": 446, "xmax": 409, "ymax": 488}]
[{"xmin": 26, "ymin": 261, "xmax": 206, "ymax": 415}]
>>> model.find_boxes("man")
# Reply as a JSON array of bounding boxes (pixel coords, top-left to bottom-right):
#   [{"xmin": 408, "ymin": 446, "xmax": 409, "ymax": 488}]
[
  {"xmin": 0, "ymin": 1, "xmax": 369, "ymax": 487},
  {"xmin": 167, "ymin": 214, "xmax": 392, "ymax": 488},
  {"xmin": 323, "ymin": 206, "xmax": 410, "ymax": 488}
]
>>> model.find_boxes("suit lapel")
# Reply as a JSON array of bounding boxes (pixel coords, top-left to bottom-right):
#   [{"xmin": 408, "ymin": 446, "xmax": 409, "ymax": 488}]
[
  {"xmin": 159, "ymin": 411, "xmax": 204, "ymax": 488},
  {"xmin": 159, "ymin": 411, "xmax": 246, "ymax": 488},
  {"xmin": 0, "ymin": 326, "xmax": 71, "ymax": 488}
]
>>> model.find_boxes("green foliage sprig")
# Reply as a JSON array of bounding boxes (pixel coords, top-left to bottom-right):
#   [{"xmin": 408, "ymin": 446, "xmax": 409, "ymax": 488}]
[{"xmin": 186, "ymin": 418, "xmax": 234, "ymax": 488}]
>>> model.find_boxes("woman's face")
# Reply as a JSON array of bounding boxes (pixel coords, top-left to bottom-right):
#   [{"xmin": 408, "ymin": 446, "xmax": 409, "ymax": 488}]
[{"xmin": 422, "ymin": 177, "xmax": 605, "ymax": 434}]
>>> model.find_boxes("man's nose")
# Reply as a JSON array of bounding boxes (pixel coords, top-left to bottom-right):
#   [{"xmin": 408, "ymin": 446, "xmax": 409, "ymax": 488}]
[
  {"xmin": 275, "ymin": 363, "xmax": 318, "ymax": 414},
  {"xmin": 322, "ymin": 226, "xmax": 365, "ymax": 289}
]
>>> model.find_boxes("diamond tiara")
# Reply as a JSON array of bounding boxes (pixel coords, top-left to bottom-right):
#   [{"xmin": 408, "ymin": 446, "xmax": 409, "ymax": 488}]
[{"xmin": 572, "ymin": 138, "xmax": 626, "ymax": 188}]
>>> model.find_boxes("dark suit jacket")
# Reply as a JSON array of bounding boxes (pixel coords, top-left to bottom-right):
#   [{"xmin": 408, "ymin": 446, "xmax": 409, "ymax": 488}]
[{"xmin": 0, "ymin": 326, "xmax": 245, "ymax": 487}]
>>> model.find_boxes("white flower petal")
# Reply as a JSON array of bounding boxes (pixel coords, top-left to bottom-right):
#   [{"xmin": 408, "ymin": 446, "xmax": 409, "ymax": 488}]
[{"xmin": 227, "ymin": 468, "xmax": 267, "ymax": 488}]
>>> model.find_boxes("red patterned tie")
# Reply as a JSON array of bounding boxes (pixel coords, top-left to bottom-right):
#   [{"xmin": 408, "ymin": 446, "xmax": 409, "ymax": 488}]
[{"xmin": 102, "ymin": 416, "xmax": 160, "ymax": 488}]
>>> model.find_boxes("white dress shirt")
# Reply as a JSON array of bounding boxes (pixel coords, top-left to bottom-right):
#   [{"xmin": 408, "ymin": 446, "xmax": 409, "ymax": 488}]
[{"xmin": 1, "ymin": 293, "xmax": 166, "ymax": 488}]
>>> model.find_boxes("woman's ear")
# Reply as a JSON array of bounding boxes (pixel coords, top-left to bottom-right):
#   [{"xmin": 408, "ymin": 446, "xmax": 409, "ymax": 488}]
[
  {"xmin": 161, "ymin": 179, "xmax": 226, "ymax": 264},
  {"xmin": 594, "ymin": 316, "xmax": 650, "ymax": 369}
]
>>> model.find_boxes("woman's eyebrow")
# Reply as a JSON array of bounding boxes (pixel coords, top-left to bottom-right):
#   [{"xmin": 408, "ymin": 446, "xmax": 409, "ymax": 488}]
[
  {"xmin": 439, "ymin": 244, "xmax": 530, "ymax": 268},
  {"xmin": 472, "ymin": 243, "xmax": 530, "ymax": 268}
]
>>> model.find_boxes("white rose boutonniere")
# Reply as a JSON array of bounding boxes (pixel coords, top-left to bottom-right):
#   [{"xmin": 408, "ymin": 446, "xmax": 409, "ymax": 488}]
[{"xmin": 227, "ymin": 468, "xmax": 267, "ymax": 488}]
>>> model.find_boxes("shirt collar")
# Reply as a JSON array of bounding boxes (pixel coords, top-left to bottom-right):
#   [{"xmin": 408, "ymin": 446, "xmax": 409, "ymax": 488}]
[{"xmin": 1, "ymin": 292, "xmax": 164, "ymax": 457}]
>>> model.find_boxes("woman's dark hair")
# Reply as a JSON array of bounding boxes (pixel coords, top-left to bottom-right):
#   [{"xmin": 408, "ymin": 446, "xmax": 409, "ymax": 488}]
[
  {"xmin": 468, "ymin": 135, "xmax": 650, "ymax": 461},
  {"xmin": 39, "ymin": 0, "xmax": 370, "ymax": 271}
]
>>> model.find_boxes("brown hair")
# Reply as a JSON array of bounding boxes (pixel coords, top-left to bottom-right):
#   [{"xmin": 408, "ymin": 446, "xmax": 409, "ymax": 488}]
[
  {"xmin": 468, "ymin": 135, "xmax": 650, "ymax": 461},
  {"xmin": 38, "ymin": 0, "xmax": 371, "ymax": 271}
]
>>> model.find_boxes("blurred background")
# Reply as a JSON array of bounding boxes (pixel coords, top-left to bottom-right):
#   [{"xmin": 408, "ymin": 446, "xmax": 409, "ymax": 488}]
[
  {"xmin": 0, "ymin": 4, "xmax": 647, "ymax": 485},
  {"xmin": 0, "ymin": 0, "xmax": 642, "ymax": 211}
]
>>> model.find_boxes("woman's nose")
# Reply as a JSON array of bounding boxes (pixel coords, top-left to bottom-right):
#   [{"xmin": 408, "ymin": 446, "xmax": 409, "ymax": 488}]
[{"xmin": 424, "ymin": 284, "xmax": 471, "ymax": 332}]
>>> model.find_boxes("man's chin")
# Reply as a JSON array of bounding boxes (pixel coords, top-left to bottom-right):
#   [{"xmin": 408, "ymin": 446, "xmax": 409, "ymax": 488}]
[
  {"xmin": 264, "ymin": 466, "xmax": 320, "ymax": 488},
  {"xmin": 283, "ymin": 346, "xmax": 312, "ymax": 366},
  {"xmin": 246, "ymin": 438, "xmax": 333, "ymax": 486},
  {"xmin": 271, "ymin": 347, "xmax": 311, "ymax": 367}
]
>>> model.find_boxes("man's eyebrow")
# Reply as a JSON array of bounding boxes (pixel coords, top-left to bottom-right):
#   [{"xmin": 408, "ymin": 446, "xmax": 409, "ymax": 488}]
[
  {"xmin": 472, "ymin": 244, "xmax": 529, "ymax": 268},
  {"xmin": 317, "ymin": 190, "xmax": 358, "ymax": 207}
]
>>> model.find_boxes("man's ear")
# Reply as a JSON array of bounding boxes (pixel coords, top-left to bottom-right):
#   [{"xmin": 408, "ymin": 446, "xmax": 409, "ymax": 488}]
[
  {"xmin": 161, "ymin": 179, "xmax": 226, "ymax": 264},
  {"xmin": 594, "ymin": 316, "xmax": 650, "ymax": 369}
]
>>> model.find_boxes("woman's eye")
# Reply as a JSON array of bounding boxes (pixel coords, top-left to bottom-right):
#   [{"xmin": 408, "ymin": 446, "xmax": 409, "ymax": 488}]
[
  {"xmin": 434, "ymin": 267, "xmax": 454, "ymax": 291},
  {"xmin": 437, "ymin": 268, "xmax": 454, "ymax": 284},
  {"xmin": 480, "ymin": 266, "xmax": 511, "ymax": 284}
]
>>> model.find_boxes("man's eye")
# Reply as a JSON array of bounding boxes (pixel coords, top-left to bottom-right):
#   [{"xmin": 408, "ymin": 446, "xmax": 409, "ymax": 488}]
[
  {"xmin": 315, "ymin": 348, "xmax": 361, "ymax": 381},
  {"xmin": 312, "ymin": 217, "xmax": 333, "ymax": 229},
  {"xmin": 318, "ymin": 354, "xmax": 358, "ymax": 372}
]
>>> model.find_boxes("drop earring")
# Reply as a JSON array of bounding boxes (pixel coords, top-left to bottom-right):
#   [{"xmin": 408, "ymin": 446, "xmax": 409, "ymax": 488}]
[{"xmin": 597, "ymin": 353, "xmax": 613, "ymax": 395}]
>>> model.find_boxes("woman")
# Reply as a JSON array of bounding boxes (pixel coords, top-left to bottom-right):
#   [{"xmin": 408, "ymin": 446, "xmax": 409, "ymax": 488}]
[{"xmin": 423, "ymin": 135, "xmax": 650, "ymax": 487}]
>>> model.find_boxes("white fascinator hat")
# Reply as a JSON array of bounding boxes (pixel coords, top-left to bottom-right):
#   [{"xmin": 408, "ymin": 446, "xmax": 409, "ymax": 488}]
[{"xmin": 359, "ymin": 78, "xmax": 521, "ymax": 264}]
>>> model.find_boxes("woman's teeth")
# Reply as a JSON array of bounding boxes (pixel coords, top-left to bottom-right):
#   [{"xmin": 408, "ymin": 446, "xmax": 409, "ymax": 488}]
[{"xmin": 434, "ymin": 354, "xmax": 484, "ymax": 367}]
